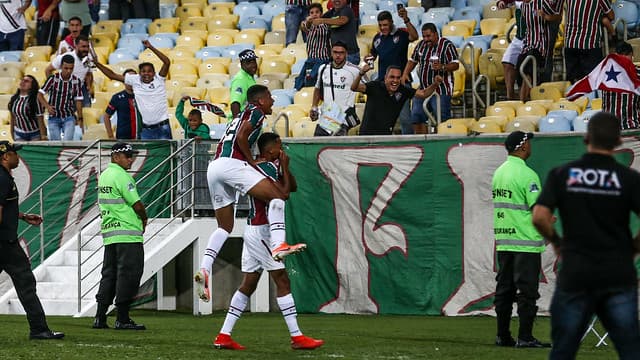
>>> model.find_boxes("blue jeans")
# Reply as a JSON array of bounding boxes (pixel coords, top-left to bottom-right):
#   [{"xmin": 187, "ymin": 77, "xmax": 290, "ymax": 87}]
[
  {"xmin": 14, "ymin": 129, "xmax": 41, "ymax": 141},
  {"xmin": 398, "ymin": 96, "xmax": 413, "ymax": 135},
  {"xmin": 82, "ymin": 84, "xmax": 91, "ymax": 107},
  {"xmin": 0, "ymin": 29, "xmax": 25, "ymax": 51},
  {"xmin": 549, "ymin": 286, "xmax": 640, "ymax": 360},
  {"xmin": 347, "ymin": 52, "xmax": 361, "ymax": 66},
  {"xmin": 140, "ymin": 123, "xmax": 172, "ymax": 140},
  {"xmin": 411, "ymin": 95, "xmax": 452, "ymax": 124},
  {"xmin": 48, "ymin": 116, "xmax": 76, "ymax": 141},
  {"xmin": 285, "ymin": 5, "xmax": 308, "ymax": 46}
]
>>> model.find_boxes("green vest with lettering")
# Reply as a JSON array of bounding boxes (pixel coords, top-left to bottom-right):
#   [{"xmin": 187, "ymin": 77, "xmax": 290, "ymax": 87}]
[
  {"xmin": 98, "ymin": 163, "xmax": 143, "ymax": 245},
  {"xmin": 492, "ymin": 155, "xmax": 544, "ymax": 253}
]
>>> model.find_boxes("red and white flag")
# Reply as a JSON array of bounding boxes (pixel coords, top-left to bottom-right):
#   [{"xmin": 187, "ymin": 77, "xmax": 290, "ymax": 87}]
[{"xmin": 565, "ymin": 54, "xmax": 640, "ymax": 101}]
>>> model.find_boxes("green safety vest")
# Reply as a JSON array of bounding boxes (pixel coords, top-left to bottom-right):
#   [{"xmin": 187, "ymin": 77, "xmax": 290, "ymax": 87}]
[
  {"xmin": 98, "ymin": 163, "xmax": 143, "ymax": 245},
  {"xmin": 492, "ymin": 155, "xmax": 545, "ymax": 253}
]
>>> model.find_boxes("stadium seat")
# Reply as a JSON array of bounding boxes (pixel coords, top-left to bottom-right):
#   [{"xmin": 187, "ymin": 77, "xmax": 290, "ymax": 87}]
[
  {"xmin": 166, "ymin": 48, "xmax": 196, "ymax": 64},
  {"xmin": 0, "ymin": 62, "xmax": 24, "ymax": 78},
  {"xmin": 207, "ymin": 87, "xmax": 231, "ymax": 106},
  {"xmin": 196, "ymin": 73, "xmax": 229, "ymax": 89},
  {"xmin": 0, "ymin": 109, "xmax": 10, "ymax": 124},
  {"xmin": 159, "ymin": 3, "xmax": 177, "ymax": 19},
  {"xmin": 442, "ymin": 23, "xmax": 473, "ymax": 37},
  {"xmin": 452, "ymin": 7, "xmax": 482, "ymax": 34},
  {"xmin": 239, "ymin": 16, "xmax": 271, "ymax": 31},
  {"xmin": 504, "ymin": 119, "xmax": 536, "ymax": 132},
  {"xmin": 92, "ymin": 34, "xmax": 116, "ymax": 52},
  {"xmin": 539, "ymin": 114, "xmax": 572, "ymax": 132},
  {"xmin": 478, "ymin": 49, "xmax": 505, "ymax": 88},
  {"xmin": 176, "ymin": 34, "xmax": 204, "ymax": 48},
  {"xmin": 293, "ymin": 87, "xmax": 314, "ymax": 107},
  {"xmin": 448, "ymin": 19, "xmax": 477, "ymax": 33},
  {"xmin": 170, "ymin": 62, "xmax": 198, "ymax": 80},
  {"xmin": 516, "ymin": 104, "xmax": 547, "ymax": 117},
  {"xmin": 0, "ymin": 77, "xmax": 16, "ymax": 95},
  {"xmin": 486, "ymin": 104, "xmax": 515, "ymax": 121},
  {"xmin": 530, "ymin": 86, "xmax": 563, "ymax": 102},
  {"xmin": 470, "ymin": 118, "xmax": 503, "ymax": 133},
  {"xmin": 481, "ymin": 115, "xmax": 509, "ymax": 129},
  {"xmin": 425, "ymin": 6, "xmax": 456, "ymax": 19},
  {"xmin": 359, "ymin": 24, "xmax": 379, "ymax": 40},
  {"xmin": 196, "ymin": 46, "xmax": 223, "ymax": 59},
  {"xmin": 255, "ymin": 48, "xmax": 279, "ymax": 58},
  {"xmin": 24, "ymin": 61, "xmax": 48, "ymax": 85},
  {"xmin": 259, "ymin": 61, "xmax": 290, "ymax": 80},
  {"xmin": 291, "ymin": 119, "xmax": 316, "ymax": 137},
  {"xmin": 0, "ymin": 124, "xmax": 13, "ymax": 141},
  {"xmin": 110, "ymin": 60, "xmax": 140, "ymax": 75},
  {"xmin": 181, "ymin": 17, "xmax": 208, "ymax": 32},
  {"xmin": 257, "ymin": 43, "xmax": 284, "ymax": 54},
  {"xmin": 271, "ymin": 89, "xmax": 293, "ymax": 107},
  {"xmin": 208, "ymin": 15, "xmax": 239, "ymax": 31},
  {"xmin": 550, "ymin": 103, "xmax": 581, "ymax": 114},
  {"xmin": 82, "ymin": 124, "xmax": 109, "ymax": 140},
  {"xmin": 572, "ymin": 115, "xmax": 589, "ymax": 132},
  {"xmin": 203, "ymin": 2, "xmax": 231, "ymax": 17},
  {"xmin": 233, "ymin": 3, "xmax": 261, "ymax": 19},
  {"xmin": 21, "ymin": 46, "xmax": 52, "ymax": 63},
  {"xmin": 198, "ymin": 61, "xmax": 227, "ymax": 76},
  {"xmin": 480, "ymin": 18, "xmax": 507, "ymax": 36},
  {"xmin": 459, "ymin": 46, "xmax": 482, "ymax": 77},
  {"xmin": 148, "ymin": 34, "xmax": 176, "ymax": 49},
  {"xmin": 590, "ymin": 98, "xmax": 602, "ymax": 110},
  {"xmin": 94, "ymin": 20, "xmax": 123, "ymax": 34},
  {"xmin": 613, "ymin": 1, "xmax": 638, "ymax": 34},
  {"xmin": 234, "ymin": 33, "xmax": 262, "ymax": 47},
  {"xmin": 92, "ymin": 92, "xmax": 111, "ymax": 111},
  {"xmin": 483, "ymin": 1, "xmax": 512, "ymax": 19},
  {"xmin": 490, "ymin": 36, "xmax": 509, "ymax": 49},
  {"xmin": 121, "ymin": 21, "xmax": 148, "ymax": 35},
  {"xmin": 172, "ymin": 87, "xmax": 205, "ymax": 107},
  {"xmin": 256, "ymin": 76, "xmax": 283, "ymax": 91},
  {"xmin": 513, "ymin": 115, "xmax": 540, "ymax": 128},
  {"xmin": 463, "ymin": 35, "xmax": 493, "ymax": 53},
  {"xmin": 0, "ymin": 51, "xmax": 22, "ymax": 62},
  {"xmin": 175, "ymin": 4, "xmax": 202, "ymax": 21},
  {"xmin": 547, "ymin": 109, "xmax": 579, "ymax": 123},
  {"xmin": 421, "ymin": 12, "xmax": 450, "ymax": 31},
  {"xmin": 104, "ymin": 79, "xmax": 126, "ymax": 94},
  {"xmin": 264, "ymin": 31, "xmax": 285, "ymax": 45},
  {"xmin": 271, "ymin": 13, "xmax": 286, "ymax": 32},
  {"xmin": 82, "ymin": 107, "xmax": 103, "ymax": 126},
  {"xmin": 109, "ymin": 49, "xmax": 138, "ymax": 64},
  {"xmin": 148, "ymin": 18, "xmax": 179, "ymax": 35},
  {"xmin": 437, "ymin": 120, "xmax": 468, "ymax": 135}
]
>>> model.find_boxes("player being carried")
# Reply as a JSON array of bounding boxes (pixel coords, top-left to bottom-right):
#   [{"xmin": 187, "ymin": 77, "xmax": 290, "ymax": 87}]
[
  {"xmin": 194, "ymin": 84, "xmax": 306, "ymax": 302},
  {"xmin": 213, "ymin": 132, "xmax": 324, "ymax": 351}
]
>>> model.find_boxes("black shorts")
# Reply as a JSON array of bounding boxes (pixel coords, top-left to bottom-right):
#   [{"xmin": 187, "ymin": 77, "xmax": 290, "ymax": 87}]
[{"xmin": 516, "ymin": 49, "xmax": 545, "ymax": 85}]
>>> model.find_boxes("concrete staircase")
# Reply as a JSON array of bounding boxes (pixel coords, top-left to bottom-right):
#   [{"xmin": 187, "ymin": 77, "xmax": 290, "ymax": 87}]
[{"xmin": 0, "ymin": 218, "xmax": 219, "ymax": 317}]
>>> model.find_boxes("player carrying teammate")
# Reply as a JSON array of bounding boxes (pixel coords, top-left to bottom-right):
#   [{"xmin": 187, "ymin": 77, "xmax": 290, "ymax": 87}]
[
  {"xmin": 194, "ymin": 85, "xmax": 306, "ymax": 302},
  {"xmin": 213, "ymin": 132, "xmax": 324, "ymax": 351}
]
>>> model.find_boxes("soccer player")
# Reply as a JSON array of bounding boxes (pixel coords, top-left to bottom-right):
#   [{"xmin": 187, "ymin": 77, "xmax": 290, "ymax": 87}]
[
  {"xmin": 194, "ymin": 85, "xmax": 306, "ymax": 303},
  {"xmin": 213, "ymin": 132, "xmax": 324, "ymax": 351}
]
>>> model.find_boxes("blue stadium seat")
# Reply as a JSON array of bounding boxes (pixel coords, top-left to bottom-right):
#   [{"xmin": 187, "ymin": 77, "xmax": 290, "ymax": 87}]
[
  {"xmin": 159, "ymin": 3, "xmax": 177, "ymax": 18},
  {"xmin": 426, "ymin": 7, "xmax": 456, "ymax": 19},
  {"xmin": 572, "ymin": 116, "xmax": 589, "ymax": 132},
  {"xmin": 613, "ymin": 0, "xmax": 639, "ymax": 33},
  {"xmin": 361, "ymin": 2, "xmax": 378, "ymax": 13},
  {"xmin": 271, "ymin": 89, "xmax": 293, "ymax": 107},
  {"xmin": 117, "ymin": 36, "xmax": 146, "ymax": 53},
  {"xmin": 240, "ymin": 0, "xmax": 266, "ymax": 10},
  {"xmin": 121, "ymin": 22, "xmax": 148, "ymax": 35},
  {"xmin": 463, "ymin": 35, "xmax": 493, "ymax": 53},
  {"xmin": 547, "ymin": 109, "xmax": 578, "ymax": 122},
  {"xmin": 239, "ymin": 16, "xmax": 271, "ymax": 31},
  {"xmin": 148, "ymin": 34, "xmax": 176, "ymax": 49},
  {"xmin": 290, "ymin": 59, "xmax": 305, "ymax": 75},
  {"xmin": 126, "ymin": 18, "xmax": 153, "ymax": 25},
  {"xmin": 196, "ymin": 47, "xmax": 224, "ymax": 60},
  {"xmin": 209, "ymin": 124, "xmax": 229, "ymax": 140},
  {"xmin": 234, "ymin": 3, "xmax": 261, "ymax": 21},
  {"xmin": 447, "ymin": 35, "xmax": 465, "ymax": 48},
  {"xmin": 421, "ymin": 12, "xmax": 449, "ymax": 31},
  {"xmin": 360, "ymin": 13, "xmax": 379, "ymax": 26},
  {"xmin": 453, "ymin": 7, "xmax": 482, "ymax": 34},
  {"xmin": 451, "ymin": 0, "xmax": 467, "ymax": 9},
  {"xmin": 109, "ymin": 49, "xmax": 138, "ymax": 64},
  {"xmin": 0, "ymin": 51, "xmax": 22, "ymax": 62},
  {"xmin": 262, "ymin": 2, "xmax": 285, "ymax": 18},
  {"xmin": 538, "ymin": 115, "xmax": 572, "ymax": 132},
  {"xmin": 467, "ymin": 0, "xmax": 492, "ymax": 8}
]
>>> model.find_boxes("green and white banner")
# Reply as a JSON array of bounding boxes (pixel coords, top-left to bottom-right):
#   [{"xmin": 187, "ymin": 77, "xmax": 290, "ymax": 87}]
[{"xmin": 285, "ymin": 134, "xmax": 640, "ymax": 315}]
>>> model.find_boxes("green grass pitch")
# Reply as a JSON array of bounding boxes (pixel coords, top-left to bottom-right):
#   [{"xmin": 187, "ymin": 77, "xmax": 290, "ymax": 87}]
[{"xmin": 0, "ymin": 311, "xmax": 617, "ymax": 359}]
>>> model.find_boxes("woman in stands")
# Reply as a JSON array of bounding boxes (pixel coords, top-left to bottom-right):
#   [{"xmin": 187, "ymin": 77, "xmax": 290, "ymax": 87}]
[{"xmin": 9, "ymin": 75, "xmax": 47, "ymax": 141}]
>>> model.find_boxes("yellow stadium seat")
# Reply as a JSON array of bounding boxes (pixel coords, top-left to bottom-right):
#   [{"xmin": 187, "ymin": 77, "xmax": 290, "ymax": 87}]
[
  {"xmin": 199, "ymin": 62, "xmax": 228, "ymax": 75},
  {"xmin": 92, "ymin": 46, "xmax": 110, "ymax": 64},
  {"xmin": 513, "ymin": 115, "xmax": 541, "ymax": 128},
  {"xmin": 357, "ymin": 38, "xmax": 370, "ymax": 62},
  {"xmin": 447, "ymin": 117, "xmax": 476, "ymax": 128},
  {"xmin": 490, "ymin": 36, "xmax": 509, "ymax": 49},
  {"xmin": 259, "ymin": 60, "xmax": 290, "ymax": 79},
  {"xmin": 173, "ymin": 86, "xmax": 206, "ymax": 107},
  {"xmin": 459, "ymin": 47, "xmax": 481, "ymax": 77},
  {"xmin": 452, "ymin": 67, "xmax": 466, "ymax": 101},
  {"xmin": 570, "ymin": 96, "xmax": 589, "ymax": 112},
  {"xmin": 448, "ymin": 19, "xmax": 477, "ymax": 32},
  {"xmin": 182, "ymin": 29, "xmax": 207, "ymax": 42},
  {"xmin": 494, "ymin": 100, "xmax": 523, "ymax": 109},
  {"xmin": 264, "ymin": 31, "xmax": 285, "ymax": 45},
  {"xmin": 486, "ymin": 104, "xmax": 516, "ymax": 121},
  {"xmin": 483, "ymin": 1, "xmax": 513, "ymax": 19},
  {"xmin": 202, "ymin": 56, "xmax": 231, "ymax": 68},
  {"xmin": 0, "ymin": 77, "xmax": 17, "ymax": 95},
  {"xmin": 170, "ymin": 74, "xmax": 198, "ymax": 86},
  {"xmin": 256, "ymin": 76, "xmax": 283, "ymax": 91},
  {"xmin": 240, "ymin": 28, "xmax": 266, "ymax": 41},
  {"xmin": 92, "ymin": 91, "xmax": 112, "ymax": 111},
  {"xmin": 175, "ymin": 4, "xmax": 202, "ymax": 21},
  {"xmin": 82, "ymin": 124, "xmax": 109, "ymax": 140},
  {"xmin": 257, "ymin": 43, "xmax": 284, "ymax": 54},
  {"xmin": 291, "ymin": 119, "xmax": 316, "ymax": 137},
  {"xmin": 110, "ymin": 60, "xmax": 140, "ymax": 75},
  {"xmin": 196, "ymin": 73, "xmax": 228, "ymax": 89},
  {"xmin": 176, "ymin": 34, "xmax": 204, "ymax": 48},
  {"xmin": 479, "ymin": 49, "xmax": 505, "ymax": 88},
  {"xmin": 255, "ymin": 48, "xmax": 280, "ymax": 58},
  {"xmin": 526, "ymin": 99, "xmax": 555, "ymax": 110},
  {"xmin": 359, "ymin": 24, "xmax": 379, "ymax": 39},
  {"xmin": 437, "ymin": 121, "xmax": 468, "ymax": 135},
  {"xmin": 207, "ymin": 87, "xmax": 230, "ymax": 106},
  {"xmin": 471, "ymin": 118, "xmax": 503, "ymax": 133},
  {"xmin": 442, "ymin": 23, "xmax": 473, "ymax": 37},
  {"xmin": 0, "ymin": 110, "xmax": 11, "ymax": 125},
  {"xmin": 24, "ymin": 5, "xmax": 36, "ymax": 21},
  {"xmin": 92, "ymin": 71, "xmax": 107, "ymax": 92},
  {"xmin": 91, "ymin": 34, "xmax": 115, "ymax": 52},
  {"xmin": 138, "ymin": 49, "xmax": 164, "ymax": 67},
  {"xmin": 481, "ymin": 18, "xmax": 507, "ymax": 36},
  {"xmin": 542, "ymin": 81, "xmax": 571, "ymax": 93},
  {"xmin": 0, "ymin": 62, "xmax": 23, "ymax": 79},
  {"xmin": 203, "ymin": 2, "xmax": 231, "ymax": 16},
  {"xmin": 82, "ymin": 107, "xmax": 103, "ymax": 126},
  {"xmin": 272, "ymin": 13, "xmax": 286, "ymax": 32},
  {"xmin": 228, "ymin": 59, "xmax": 242, "ymax": 77},
  {"xmin": 504, "ymin": 119, "xmax": 536, "ymax": 132},
  {"xmin": 180, "ymin": 16, "xmax": 208, "ymax": 32},
  {"xmin": 516, "ymin": 104, "xmax": 547, "ymax": 117},
  {"xmin": 282, "ymin": 105, "xmax": 308, "ymax": 120},
  {"xmin": 24, "ymin": 61, "xmax": 48, "ymax": 85},
  {"xmin": 94, "ymin": 20, "xmax": 122, "ymax": 34},
  {"xmin": 0, "ymin": 124, "xmax": 14, "ymax": 141},
  {"xmin": 166, "ymin": 48, "xmax": 197, "ymax": 64},
  {"xmin": 551, "ymin": 101, "xmax": 582, "ymax": 113},
  {"xmin": 165, "ymin": 78, "xmax": 189, "ymax": 93},
  {"xmin": 590, "ymin": 98, "xmax": 602, "ymax": 110},
  {"xmin": 22, "ymin": 46, "xmax": 52, "ymax": 63},
  {"xmin": 149, "ymin": 18, "xmax": 179, "ymax": 35},
  {"xmin": 293, "ymin": 87, "xmax": 314, "ymax": 107},
  {"xmin": 207, "ymin": 33, "xmax": 234, "ymax": 47},
  {"xmin": 182, "ymin": 0, "xmax": 206, "ymax": 7},
  {"xmin": 283, "ymin": 43, "xmax": 308, "ymax": 62},
  {"xmin": 207, "ymin": 15, "xmax": 239, "ymax": 31},
  {"xmin": 105, "ymin": 79, "xmax": 126, "ymax": 93},
  {"xmin": 263, "ymin": 54, "xmax": 295, "ymax": 66},
  {"xmin": 234, "ymin": 33, "xmax": 261, "ymax": 48},
  {"xmin": 530, "ymin": 86, "xmax": 563, "ymax": 102}
]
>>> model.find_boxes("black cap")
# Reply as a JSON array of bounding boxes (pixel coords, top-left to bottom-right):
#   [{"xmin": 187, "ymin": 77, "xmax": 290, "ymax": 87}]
[
  {"xmin": 110, "ymin": 142, "xmax": 137, "ymax": 156},
  {"xmin": 505, "ymin": 131, "xmax": 534, "ymax": 153},
  {"xmin": 0, "ymin": 140, "xmax": 22, "ymax": 155},
  {"xmin": 238, "ymin": 49, "xmax": 258, "ymax": 62}
]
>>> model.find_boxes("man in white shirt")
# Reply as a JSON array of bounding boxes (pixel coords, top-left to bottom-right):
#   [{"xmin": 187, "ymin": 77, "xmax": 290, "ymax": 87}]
[
  {"xmin": 0, "ymin": 0, "xmax": 30, "ymax": 51},
  {"xmin": 92, "ymin": 40, "xmax": 172, "ymax": 139},
  {"xmin": 46, "ymin": 34, "xmax": 93, "ymax": 107},
  {"xmin": 310, "ymin": 41, "xmax": 361, "ymax": 136}
]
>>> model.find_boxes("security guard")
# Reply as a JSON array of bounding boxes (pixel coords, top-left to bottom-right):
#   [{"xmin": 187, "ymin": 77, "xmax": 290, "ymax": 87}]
[
  {"xmin": 93, "ymin": 142, "xmax": 148, "ymax": 330},
  {"xmin": 492, "ymin": 131, "xmax": 549, "ymax": 348},
  {"xmin": 0, "ymin": 141, "xmax": 64, "ymax": 340},
  {"xmin": 230, "ymin": 49, "xmax": 258, "ymax": 119}
]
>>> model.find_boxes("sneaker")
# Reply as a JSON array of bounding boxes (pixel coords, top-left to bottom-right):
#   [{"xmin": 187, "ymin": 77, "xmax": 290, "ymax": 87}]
[
  {"xmin": 92, "ymin": 317, "xmax": 109, "ymax": 329},
  {"xmin": 515, "ymin": 338, "xmax": 551, "ymax": 348},
  {"xmin": 495, "ymin": 336, "xmax": 516, "ymax": 347},
  {"xmin": 194, "ymin": 268, "xmax": 210, "ymax": 302},
  {"xmin": 214, "ymin": 333, "xmax": 245, "ymax": 350},
  {"xmin": 291, "ymin": 335, "xmax": 324, "ymax": 350},
  {"xmin": 29, "ymin": 330, "xmax": 65, "ymax": 340},
  {"xmin": 114, "ymin": 319, "xmax": 146, "ymax": 330},
  {"xmin": 272, "ymin": 242, "xmax": 307, "ymax": 261}
]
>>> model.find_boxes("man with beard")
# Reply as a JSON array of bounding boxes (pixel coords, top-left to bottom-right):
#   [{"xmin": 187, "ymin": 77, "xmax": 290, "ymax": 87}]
[
  {"xmin": 352, "ymin": 65, "xmax": 441, "ymax": 135},
  {"xmin": 47, "ymin": 34, "xmax": 93, "ymax": 107}
]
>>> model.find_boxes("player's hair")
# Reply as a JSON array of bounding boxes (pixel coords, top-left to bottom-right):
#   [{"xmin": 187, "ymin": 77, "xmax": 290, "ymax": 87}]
[
  {"xmin": 332, "ymin": 41, "xmax": 348, "ymax": 51},
  {"xmin": 188, "ymin": 109, "xmax": 202, "ymax": 119},
  {"xmin": 377, "ymin": 10, "xmax": 393, "ymax": 22},
  {"xmin": 615, "ymin": 42, "xmax": 633, "ymax": 56},
  {"xmin": 247, "ymin": 84, "xmax": 270, "ymax": 103},
  {"xmin": 75, "ymin": 34, "xmax": 89, "ymax": 45},
  {"xmin": 138, "ymin": 62, "xmax": 155, "ymax": 72},
  {"xmin": 309, "ymin": 3, "xmax": 323, "ymax": 12},
  {"xmin": 122, "ymin": 69, "xmax": 136, "ymax": 76},
  {"xmin": 422, "ymin": 22, "xmax": 437, "ymax": 33},
  {"xmin": 61, "ymin": 54, "xmax": 75, "ymax": 65},
  {"xmin": 258, "ymin": 132, "xmax": 280, "ymax": 153},
  {"xmin": 587, "ymin": 112, "xmax": 621, "ymax": 150},
  {"xmin": 385, "ymin": 65, "xmax": 403, "ymax": 76},
  {"xmin": 68, "ymin": 16, "xmax": 82, "ymax": 24}
]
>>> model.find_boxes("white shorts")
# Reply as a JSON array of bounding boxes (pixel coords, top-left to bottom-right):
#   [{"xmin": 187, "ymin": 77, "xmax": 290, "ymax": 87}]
[
  {"xmin": 241, "ymin": 225, "xmax": 285, "ymax": 273},
  {"xmin": 502, "ymin": 37, "xmax": 524, "ymax": 66},
  {"xmin": 207, "ymin": 157, "xmax": 266, "ymax": 210}
]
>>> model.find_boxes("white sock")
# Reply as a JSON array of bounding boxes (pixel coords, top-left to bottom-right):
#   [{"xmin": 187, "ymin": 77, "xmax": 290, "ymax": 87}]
[
  {"xmin": 268, "ymin": 198, "xmax": 286, "ymax": 249},
  {"xmin": 220, "ymin": 291, "xmax": 249, "ymax": 335},
  {"xmin": 200, "ymin": 228, "xmax": 229, "ymax": 271},
  {"xmin": 277, "ymin": 293, "xmax": 302, "ymax": 337}
]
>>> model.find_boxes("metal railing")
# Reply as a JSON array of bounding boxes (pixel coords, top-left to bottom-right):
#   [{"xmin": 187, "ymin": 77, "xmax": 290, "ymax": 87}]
[
  {"xmin": 460, "ymin": 42, "xmax": 479, "ymax": 119},
  {"xmin": 519, "ymin": 54, "xmax": 538, "ymax": 89},
  {"xmin": 272, "ymin": 112, "xmax": 290, "ymax": 136},
  {"xmin": 422, "ymin": 93, "xmax": 441, "ymax": 132},
  {"xmin": 603, "ymin": 20, "xmax": 628, "ymax": 55}
]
